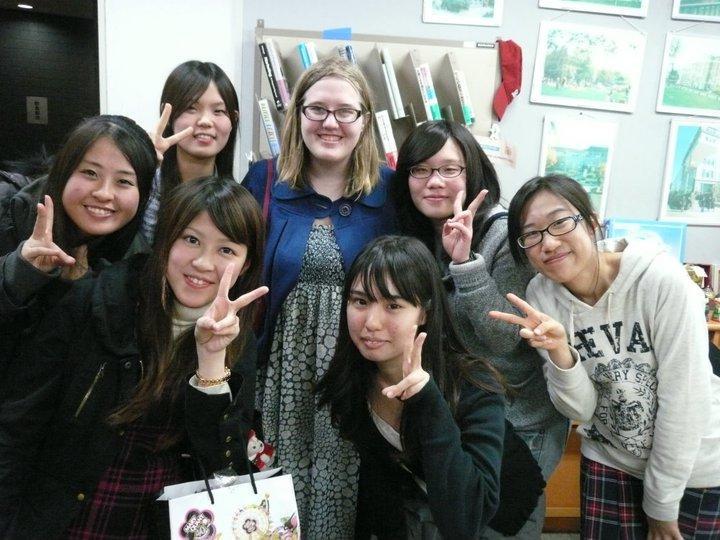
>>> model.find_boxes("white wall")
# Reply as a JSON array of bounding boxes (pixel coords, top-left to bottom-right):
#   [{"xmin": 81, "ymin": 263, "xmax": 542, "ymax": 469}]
[
  {"xmin": 239, "ymin": 0, "xmax": 720, "ymax": 263},
  {"xmin": 98, "ymin": 0, "xmax": 243, "ymax": 173}
]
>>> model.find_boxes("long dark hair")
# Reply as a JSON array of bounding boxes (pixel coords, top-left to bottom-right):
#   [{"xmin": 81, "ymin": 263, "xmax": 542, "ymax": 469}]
[
  {"xmin": 44, "ymin": 115, "xmax": 156, "ymax": 265},
  {"xmin": 394, "ymin": 120, "xmax": 500, "ymax": 256},
  {"xmin": 507, "ymin": 174, "xmax": 602, "ymax": 265},
  {"xmin": 316, "ymin": 235, "xmax": 503, "ymax": 442},
  {"xmin": 110, "ymin": 176, "xmax": 264, "ymax": 428},
  {"xmin": 159, "ymin": 61, "xmax": 239, "ymax": 191}
]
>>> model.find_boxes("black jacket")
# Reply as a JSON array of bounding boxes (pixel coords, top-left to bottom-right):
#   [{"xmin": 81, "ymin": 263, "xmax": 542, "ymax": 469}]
[
  {"xmin": 354, "ymin": 378, "xmax": 505, "ymax": 540},
  {"xmin": 0, "ymin": 177, "xmax": 69, "ymax": 364},
  {"xmin": 0, "ymin": 255, "xmax": 257, "ymax": 538}
]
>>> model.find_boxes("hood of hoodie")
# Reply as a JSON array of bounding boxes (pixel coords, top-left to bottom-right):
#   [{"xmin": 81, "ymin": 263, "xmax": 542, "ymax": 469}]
[{"xmin": 529, "ymin": 238, "xmax": 667, "ymax": 339}]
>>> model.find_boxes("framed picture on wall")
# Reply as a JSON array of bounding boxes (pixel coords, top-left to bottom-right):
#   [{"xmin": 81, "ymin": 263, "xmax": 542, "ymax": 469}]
[
  {"xmin": 660, "ymin": 119, "xmax": 720, "ymax": 225},
  {"xmin": 539, "ymin": 114, "xmax": 618, "ymax": 218},
  {"xmin": 605, "ymin": 218, "xmax": 687, "ymax": 261},
  {"xmin": 657, "ymin": 33, "xmax": 720, "ymax": 119},
  {"xmin": 672, "ymin": 0, "xmax": 720, "ymax": 22},
  {"xmin": 530, "ymin": 21, "xmax": 646, "ymax": 113},
  {"xmin": 538, "ymin": 0, "xmax": 649, "ymax": 18},
  {"xmin": 422, "ymin": 0, "xmax": 504, "ymax": 27}
]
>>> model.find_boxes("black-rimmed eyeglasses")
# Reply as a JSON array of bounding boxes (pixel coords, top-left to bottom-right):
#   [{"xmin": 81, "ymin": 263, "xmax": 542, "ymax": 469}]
[
  {"xmin": 409, "ymin": 165, "xmax": 466, "ymax": 180},
  {"xmin": 301, "ymin": 105, "xmax": 363, "ymax": 124},
  {"xmin": 517, "ymin": 214, "xmax": 584, "ymax": 249}
]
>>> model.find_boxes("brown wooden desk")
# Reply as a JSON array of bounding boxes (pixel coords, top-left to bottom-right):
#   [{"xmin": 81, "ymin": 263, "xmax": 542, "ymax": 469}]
[{"xmin": 544, "ymin": 424, "xmax": 581, "ymax": 532}]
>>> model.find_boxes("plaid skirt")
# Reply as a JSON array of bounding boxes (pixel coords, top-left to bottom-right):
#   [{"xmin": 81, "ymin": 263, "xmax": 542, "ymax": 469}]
[{"xmin": 581, "ymin": 456, "xmax": 720, "ymax": 539}]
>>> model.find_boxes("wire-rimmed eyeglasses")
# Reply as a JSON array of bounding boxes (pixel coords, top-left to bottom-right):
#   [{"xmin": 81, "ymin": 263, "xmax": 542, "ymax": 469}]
[{"xmin": 409, "ymin": 164, "xmax": 466, "ymax": 180}]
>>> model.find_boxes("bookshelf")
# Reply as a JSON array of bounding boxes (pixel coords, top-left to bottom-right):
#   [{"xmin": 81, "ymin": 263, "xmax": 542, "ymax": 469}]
[{"xmin": 252, "ymin": 20, "xmax": 500, "ymax": 163}]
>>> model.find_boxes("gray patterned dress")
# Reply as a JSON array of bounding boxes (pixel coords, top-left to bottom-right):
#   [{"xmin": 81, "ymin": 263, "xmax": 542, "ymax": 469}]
[{"xmin": 258, "ymin": 224, "xmax": 359, "ymax": 539}]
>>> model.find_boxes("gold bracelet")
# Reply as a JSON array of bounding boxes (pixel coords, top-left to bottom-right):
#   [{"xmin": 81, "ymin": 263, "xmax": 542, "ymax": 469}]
[{"xmin": 195, "ymin": 366, "xmax": 231, "ymax": 387}]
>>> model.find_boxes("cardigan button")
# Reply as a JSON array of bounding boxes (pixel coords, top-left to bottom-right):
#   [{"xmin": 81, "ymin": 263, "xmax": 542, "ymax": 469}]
[
  {"xmin": 225, "ymin": 450, "xmax": 232, "ymax": 458},
  {"xmin": 339, "ymin": 203, "xmax": 352, "ymax": 216},
  {"xmin": 77, "ymin": 493, "xmax": 85, "ymax": 501},
  {"xmin": 225, "ymin": 435, "xmax": 232, "ymax": 443},
  {"xmin": 123, "ymin": 361, "xmax": 132, "ymax": 370}
]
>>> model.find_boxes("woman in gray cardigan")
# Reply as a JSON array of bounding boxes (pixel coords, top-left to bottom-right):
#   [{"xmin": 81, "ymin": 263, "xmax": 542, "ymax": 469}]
[{"xmin": 393, "ymin": 120, "xmax": 568, "ymax": 539}]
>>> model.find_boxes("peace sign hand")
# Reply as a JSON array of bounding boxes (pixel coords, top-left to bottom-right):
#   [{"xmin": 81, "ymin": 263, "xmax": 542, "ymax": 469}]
[
  {"xmin": 442, "ymin": 189, "xmax": 488, "ymax": 264},
  {"xmin": 150, "ymin": 103, "xmax": 194, "ymax": 162},
  {"xmin": 195, "ymin": 263, "xmax": 269, "ymax": 358},
  {"xmin": 382, "ymin": 327, "xmax": 429, "ymax": 400},
  {"xmin": 20, "ymin": 195, "xmax": 76, "ymax": 273},
  {"xmin": 488, "ymin": 293, "xmax": 575, "ymax": 369}
]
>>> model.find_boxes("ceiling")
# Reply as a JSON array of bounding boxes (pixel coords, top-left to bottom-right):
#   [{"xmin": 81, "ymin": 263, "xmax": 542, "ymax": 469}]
[{"xmin": 0, "ymin": 0, "xmax": 96, "ymax": 19}]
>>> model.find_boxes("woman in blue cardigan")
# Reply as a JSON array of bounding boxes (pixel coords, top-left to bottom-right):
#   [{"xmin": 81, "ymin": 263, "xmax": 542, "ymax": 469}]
[{"xmin": 243, "ymin": 56, "xmax": 395, "ymax": 538}]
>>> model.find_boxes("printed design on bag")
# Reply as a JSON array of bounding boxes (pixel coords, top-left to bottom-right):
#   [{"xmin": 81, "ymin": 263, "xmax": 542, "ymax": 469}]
[
  {"xmin": 231, "ymin": 493, "xmax": 299, "ymax": 540},
  {"xmin": 180, "ymin": 509, "xmax": 216, "ymax": 539}
]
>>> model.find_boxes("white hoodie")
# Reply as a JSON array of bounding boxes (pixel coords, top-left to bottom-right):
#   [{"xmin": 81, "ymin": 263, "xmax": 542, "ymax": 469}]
[{"xmin": 527, "ymin": 238, "xmax": 720, "ymax": 522}]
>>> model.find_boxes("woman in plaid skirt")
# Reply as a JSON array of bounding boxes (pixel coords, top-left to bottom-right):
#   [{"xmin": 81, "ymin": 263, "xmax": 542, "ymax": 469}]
[
  {"xmin": 492, "ymin": 175, "xmax": 720, "ymax": 539},
  {"xmin": 0, "ymin": 176, "xmax": 267, "ymax": 538}
]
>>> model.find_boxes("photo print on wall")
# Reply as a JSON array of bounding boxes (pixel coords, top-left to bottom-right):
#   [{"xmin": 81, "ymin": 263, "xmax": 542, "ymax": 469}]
[
  {"xmin": 657, "ymin": 33, "xmax": 720, "ymax": 119},
  {"xmin": 531, "ymin": 21, "xmax": 646, "ymax": 113},
  {"xmin": 539, "ymin": 113, "xmax": 618, "ymax": 218},
  {"xmin": 672, "ymin": 0, "xmax": 720, "ymax": 23},
  {"xmin": 661, "ymin": 119, "xmax": 720, "ymax": 226},
  {"xmin": 538, "ymin": 0, "xmax": 649, "ymax": 18},
  {"xmin": 422, "ymin": 0, "xmax": 504, "ymax": 26}
]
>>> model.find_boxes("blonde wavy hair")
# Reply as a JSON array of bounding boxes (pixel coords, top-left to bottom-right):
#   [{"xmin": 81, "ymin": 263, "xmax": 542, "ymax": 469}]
[{"xmin": 278, "ymin": 56, "xmax": 380, "ymax": 197}]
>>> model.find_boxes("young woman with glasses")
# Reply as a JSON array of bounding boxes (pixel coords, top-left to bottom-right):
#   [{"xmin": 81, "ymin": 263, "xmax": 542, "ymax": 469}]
[
  {"xmin": 393, "ymin": 120, "xmax": 567, "ymax": 538},
  {"xmin": 491, "ymin": 174, "xmax": 720, "ymax": 539},
  {"xmin": 242, "ymin": 56, "xmax": 395, "ymax": 538},
  {"xmin": 139, "ymin": 60, "xmax": 239, "ymax": 244}
]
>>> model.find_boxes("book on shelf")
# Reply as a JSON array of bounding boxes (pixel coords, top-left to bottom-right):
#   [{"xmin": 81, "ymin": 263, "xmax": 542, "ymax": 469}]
[
  {"xmin": 345, "ymin": 44, "xmax": 357, "ymax": 64},
  {"xmin": 448, "ymin": 51, "xmax": 475, "ymax": 127},
  {"xmin": 298, "ymin": 41, "xmax": 318, "ymax": 69},
  {"xmin": 410, "ymin": 49, "xmax": 441, "ymax": 121},
  {"xmin": 258, "ymin": 42, "xmax": 283, "ymax": 111},
  {"xmin": 380, "ymin": 61, "xmax": 401, "ymax": 119},
  {"xmin": 306, "ymin": 42, "xmax": 318, "ymax": 64},
  {"xmin": 380, "ymin": 48, "xmax": 404, "ymax": 120},
  {"xmin": 257, "ymin": 97, "xmax": 280, "ymax": 157},
  {"xmin": 336, "ymin": 45, "xmax": 349, "ymax": 61},
  {"xmin": 264, "ymin": 39, "xmax": 291, "ymax": 110},
  {"xmin": 297, "ymin": 42, "xmax": 311, "ymax": 69},
  {"xmin": 375, "ymin": 110, "xmax": 398, "ymax": 170}
]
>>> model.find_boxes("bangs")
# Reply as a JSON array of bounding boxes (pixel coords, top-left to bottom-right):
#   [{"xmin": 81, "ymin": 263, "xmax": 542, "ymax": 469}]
[{"xmin": 352, "ymin": 253, "xmax": 423, "ymax": 307}]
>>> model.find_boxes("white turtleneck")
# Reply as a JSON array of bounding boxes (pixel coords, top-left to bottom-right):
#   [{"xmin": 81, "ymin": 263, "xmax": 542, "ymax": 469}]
[{"xmin": 172, "ymin": 301, "xmax": 232, "ymax": 397}]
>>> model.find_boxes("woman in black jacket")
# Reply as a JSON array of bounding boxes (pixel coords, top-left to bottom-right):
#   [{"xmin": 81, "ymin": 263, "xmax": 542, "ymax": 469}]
[
  {"xmin": 317, "ymin": 236, "xmax": 506, "ymax": 539},
  {"xmin": 0, "ymin": 115, "xmax": 156, "ymax": 364},
  {"xmin": 0, "ymin": 176, "xmax": 267, "ymax": 538}
]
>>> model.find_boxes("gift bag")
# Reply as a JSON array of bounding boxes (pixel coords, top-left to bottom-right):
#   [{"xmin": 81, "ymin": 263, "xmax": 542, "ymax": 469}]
[{"xmin": 156, "ymin": 467, "xmax": 301, "ymax": 539}]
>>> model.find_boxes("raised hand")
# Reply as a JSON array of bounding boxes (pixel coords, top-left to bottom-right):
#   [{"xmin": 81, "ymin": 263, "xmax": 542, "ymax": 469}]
[
  {"xmin": 442, "ymin": 189, "xmax": 488, "ymax": 264},
  {"xmin": 488, "ymin": 293, "xmax": 574, "ymax": 369},
  {"xmin": 382, "ymin": 327, "xmax": 429, "ymax": 400},
  {"xmin": 20, "ymin": 195, "xmax": 75, "ymax": 273},
  {"xmin": 195, "ymin": 263, "xmax": 268, "ymax": 360},
  {"xmin": 150, "ymin": 103, "xmax": 194, "ymax": 162}
]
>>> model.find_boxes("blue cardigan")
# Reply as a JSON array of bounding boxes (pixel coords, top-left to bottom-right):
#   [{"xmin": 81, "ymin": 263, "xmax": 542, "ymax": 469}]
[{"xmin": 242, "ymin": 159, "xmax": 396, "ymax": 363}]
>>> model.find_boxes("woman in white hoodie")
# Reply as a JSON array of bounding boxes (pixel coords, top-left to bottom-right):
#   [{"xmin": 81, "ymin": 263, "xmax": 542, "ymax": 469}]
[{"xmin": 490, "ymin": 174, "xmax": 720, "ymax": 540}]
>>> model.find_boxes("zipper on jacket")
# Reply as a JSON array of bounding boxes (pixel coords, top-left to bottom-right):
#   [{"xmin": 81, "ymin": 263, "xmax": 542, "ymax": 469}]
[{"xmin": 74, "ymin": 362, "xmax": 106, "ymax": 418}]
